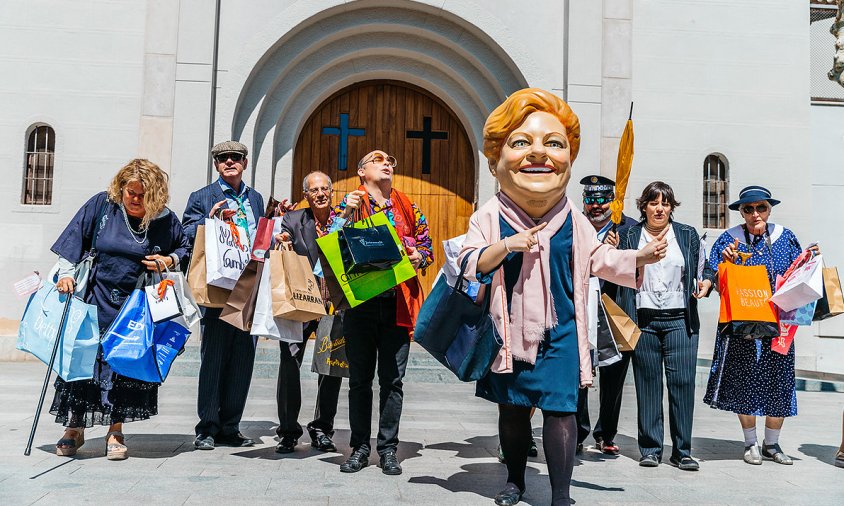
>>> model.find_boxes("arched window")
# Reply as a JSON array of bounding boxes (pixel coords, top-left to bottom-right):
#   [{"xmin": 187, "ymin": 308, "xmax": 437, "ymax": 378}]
[
  {"xmin": 703, "ymin": 153, "xmax": 728, "ymax": 229},
  {"xmin": 22, "ymin": 125, "xmax": 55, "ymax": 205}
]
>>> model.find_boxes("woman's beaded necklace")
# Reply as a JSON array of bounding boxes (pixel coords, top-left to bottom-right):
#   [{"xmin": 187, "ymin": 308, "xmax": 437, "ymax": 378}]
[{"xmin": 120, "ymin": 204, "xmax": 148, "ymax": 244}]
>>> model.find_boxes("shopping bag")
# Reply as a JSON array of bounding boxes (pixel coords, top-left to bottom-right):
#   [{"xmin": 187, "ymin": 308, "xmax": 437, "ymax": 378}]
[
  {"xmin": 269, "ymin": 245, "xmax": 327, "ymax": 322},
  {"xmin": 597, "ymin": 297, "xmax": 623, "ymax": 364},
  {"xmin": 310, "ymin": 314, "xmax": 350, "ymax": 378},
  {"xmin": 204, "ymin": 217, "xmax": 250, "ymax": 290},
  {"xmin": 769, "ymin": 253, "xmax": 823, "ymax": 312},
  {"xmin": 717, "ymin": 261, "xmax": 779, "ymax": 339},
  {"xmin": 414, "ymin": 261, "xmax": 503, "ymax": 382},
  {"xmin": 338, "ymin": 219, "xmax": 402, "ymax": 274},
  {"xmin": 251, "ymin": 217, "xmax": 274, "ymax": 262},
  {"xmin": 101, "ymin": 288, "xmax": 155, "ymax": 381},
  {"xmin": 16, "ymin": 283, "xmax": 99, "ymax": 382},
  {"xmin": 187, "ymin": 224, "xmax": 232, "ymax": 308},
  {"xmin": 219, "ymin": 260, "xmax": 261, "ymax": 331},
  {"xmin": 777, "ymin": 273, "xmax": 817, "ymax": 327},
  {"xmin": 251, "ymin": 261, "xmax": 305, "ymax": 342},
  {"xmin": 164, "ymin": 270, "xmax": 201, "ymax": 329},
  {"xmin": 316, "ymin": 212, "xmax": 416, "ymax": 308},
  {"xmin": 772, "ymin": 320, "xmax": 797, "ymax": 355},
  {"xmin": 144, "ymin": 276, "xmax": 182, "ymax": 324},
  {"xmin": 601, "ymin": 294, "xmax": 641, "ymax": 351},
  {"xmin": 813, "ymin": 266, "xmax": 844, "ymax": 321}
]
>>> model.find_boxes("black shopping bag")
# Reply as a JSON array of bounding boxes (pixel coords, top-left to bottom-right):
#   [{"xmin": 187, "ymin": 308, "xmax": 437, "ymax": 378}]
[
  {"xmin": 338, "ymin": 222, "xmax": 402, "ymax": 274},
  {"xmin": 310, "ymin": 314, "xmax": 349, "ymax": 378},
  {"xmin": 596, "ymin": 298, "xmax": 622, "ymax": 366}
]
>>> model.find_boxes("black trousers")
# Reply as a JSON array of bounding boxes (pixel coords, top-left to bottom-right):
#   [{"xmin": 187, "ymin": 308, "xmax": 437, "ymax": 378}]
[
  {"xmin": 343, "ymin": 295, "xmax": 410, "ymax": 456},
  {"xmin": 195, "ymin": 312, "xmax": 256, "ymax": 437},
  {"xmin": 276, "ymin": 321, "xmax": 343, "ymax": 439},
  {"xmin": 633, "ymin": 309, "xmax": 698, "ymax": 460},
  {"xmin": 575, "ymin": 352, "xmax": 631, "ymax": 444}
]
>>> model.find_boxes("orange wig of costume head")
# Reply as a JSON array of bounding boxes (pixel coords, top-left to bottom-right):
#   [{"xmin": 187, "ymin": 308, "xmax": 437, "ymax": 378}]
[{"xmin": 482, "ymin": 88, "xmax": 581, "ymax": 166}]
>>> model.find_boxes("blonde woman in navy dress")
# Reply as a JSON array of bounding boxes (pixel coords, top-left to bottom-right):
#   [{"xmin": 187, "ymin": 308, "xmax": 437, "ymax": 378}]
[
  {"xmin": 50, "ymin": 159, "xmax": 190, "ymax": 460},
  {"xmin": 704, "ymin": 186, "xmax": 818, "ymax": 466}
]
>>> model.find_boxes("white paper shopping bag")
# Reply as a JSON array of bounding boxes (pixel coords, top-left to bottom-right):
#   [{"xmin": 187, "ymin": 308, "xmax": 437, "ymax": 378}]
[
  {"xmin": 205, "ymin": 217, "xmax": 250, "ymax": 290},
  {"xmin": 144, "ymin": 282, "xmax": 182, "ymax": 323},
  {"xmin": 770, "ymin": 254, "xmax": 824, "ymax": 312}
]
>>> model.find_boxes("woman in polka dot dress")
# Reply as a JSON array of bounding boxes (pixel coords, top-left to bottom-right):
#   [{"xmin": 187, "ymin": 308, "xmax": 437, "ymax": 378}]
[{"xmin": 704, "ymin": 186, "xmax": 819, "ymax": 466}]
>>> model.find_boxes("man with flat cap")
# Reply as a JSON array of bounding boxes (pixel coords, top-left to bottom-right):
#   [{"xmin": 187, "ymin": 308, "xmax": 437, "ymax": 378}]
[
  {"xmin": 575, "ymin": 174, "xmax": 638, "ymax": 455},
  {"xmin": 182, "ymin": 140, "xmax": 265, "ymax": 450}
]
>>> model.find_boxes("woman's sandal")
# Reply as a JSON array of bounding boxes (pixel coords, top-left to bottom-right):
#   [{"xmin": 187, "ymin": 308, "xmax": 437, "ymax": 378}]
[
  {"xmin": 56, "ymin": 428, "xmax": 85, "ymax": 457},
  {"xmin": 106, "ymin": 431, "xmax": 128, "ymax": 461}
]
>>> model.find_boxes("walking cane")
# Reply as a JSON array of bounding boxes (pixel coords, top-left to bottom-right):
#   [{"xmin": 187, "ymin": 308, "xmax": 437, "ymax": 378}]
[{"xmin": 24, "ymin": 292, "xmax": 73, "ymax": 456}]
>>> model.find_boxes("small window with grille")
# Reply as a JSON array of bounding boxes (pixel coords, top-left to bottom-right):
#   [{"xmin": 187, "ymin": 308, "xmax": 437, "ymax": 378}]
[
  {"xmin": 810, "ymin": 3, "xmax": 844, "ymax": 104},
  {"xmin": 22, "ymin": 125, "xmax": 55, "ymax": 205},
  {"xmin": 703, "ymin": 153, "xmax": 728, "ymax": 229}
]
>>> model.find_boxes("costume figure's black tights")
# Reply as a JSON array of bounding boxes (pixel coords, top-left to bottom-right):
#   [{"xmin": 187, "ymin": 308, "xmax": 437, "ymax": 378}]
[{"xmin": 498, "ymin": 404, "xmax": 576, "ymax": 505}]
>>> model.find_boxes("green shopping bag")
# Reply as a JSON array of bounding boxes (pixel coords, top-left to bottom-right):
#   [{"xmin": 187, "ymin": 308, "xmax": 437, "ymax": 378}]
[{"xmin": 316, "ymin": 212, "xmax": 416, "ymax": 308}]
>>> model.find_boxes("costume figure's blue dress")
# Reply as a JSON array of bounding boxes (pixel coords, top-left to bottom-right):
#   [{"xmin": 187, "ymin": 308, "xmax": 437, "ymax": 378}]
[{"xmin": 475, "ymin": 216, "xmax": 580, "ymax": 413}]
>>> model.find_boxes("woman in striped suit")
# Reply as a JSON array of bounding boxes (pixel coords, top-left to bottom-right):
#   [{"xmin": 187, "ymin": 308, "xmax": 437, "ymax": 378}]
[{"xmin": 615, "ymin": 181, "xmax": 716, "ymax": 471}]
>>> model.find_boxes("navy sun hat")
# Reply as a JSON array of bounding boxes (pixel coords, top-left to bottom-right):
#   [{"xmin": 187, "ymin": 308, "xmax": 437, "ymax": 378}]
[{"xmin": 728, "ymin": 185, "xmax": 781, "ymax": 211}]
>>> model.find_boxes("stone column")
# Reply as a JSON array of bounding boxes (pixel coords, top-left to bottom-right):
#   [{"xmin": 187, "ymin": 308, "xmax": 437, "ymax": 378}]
[{"xmin": 600, "ymin": 0, "xmax": 633, "ymax": 177}]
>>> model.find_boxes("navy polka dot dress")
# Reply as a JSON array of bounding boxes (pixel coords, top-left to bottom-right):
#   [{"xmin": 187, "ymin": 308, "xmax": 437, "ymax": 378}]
[{"xmin": 703, "ymin": 223, "xmax": 802, "ymax": 417}]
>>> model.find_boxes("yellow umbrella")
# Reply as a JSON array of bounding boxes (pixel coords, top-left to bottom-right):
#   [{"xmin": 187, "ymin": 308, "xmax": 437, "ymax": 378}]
[{"xmin": 610, "ymin": 103, "xmax": 634, "ymax": 225}]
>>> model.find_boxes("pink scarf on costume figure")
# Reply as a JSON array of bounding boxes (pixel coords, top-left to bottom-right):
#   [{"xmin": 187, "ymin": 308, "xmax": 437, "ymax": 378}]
[{"xmin": 498, "ymin": 192, "xmax": 571, "ymax": 364}]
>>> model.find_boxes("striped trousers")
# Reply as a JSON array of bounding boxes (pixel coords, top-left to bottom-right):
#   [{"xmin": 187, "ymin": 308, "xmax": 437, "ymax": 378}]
[
  {"xmin": 195, "ymin": 311, "xmax": 257, "ymax": 437},
  {"xmin": 632, "ymin": 309, "xmax": 698, "ymax": 460}
]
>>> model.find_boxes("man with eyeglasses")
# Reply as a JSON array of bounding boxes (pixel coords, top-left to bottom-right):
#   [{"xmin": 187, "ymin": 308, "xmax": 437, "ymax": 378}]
[
  {"xmin": 272, "ymin": 171, "xmax": 344, "ymax": 455},
  {"xmin": 575, "ymin": 175, "xmax": 638, "ymax": 455},
  {"xmin": 182, "ymin": 140, "xmax": 265, "ymax": 450},
  {"xmin": 334, "ymin": 150, "xmax": 433, "ymax": 476}
]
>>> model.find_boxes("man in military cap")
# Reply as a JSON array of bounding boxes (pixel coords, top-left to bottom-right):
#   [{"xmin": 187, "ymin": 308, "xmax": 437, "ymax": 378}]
[
  {"xmin": 182, "ymin": 140, "xmax": 265, "ymax": 450},
  {"xmin": 575, "ymin": 174, "xmax": 637, "ymax": 455}
]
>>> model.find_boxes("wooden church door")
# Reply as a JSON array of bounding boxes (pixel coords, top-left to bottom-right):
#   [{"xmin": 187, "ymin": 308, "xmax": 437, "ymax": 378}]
[{"xmin": 292, "ymin": 80, "xmax": 475, "ymax": 294}]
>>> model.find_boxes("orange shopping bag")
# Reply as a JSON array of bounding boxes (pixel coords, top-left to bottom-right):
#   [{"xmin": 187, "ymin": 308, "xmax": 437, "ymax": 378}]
[{"xmin": 718, "ymin": 260, "xmax": 778, "ymax": 339}]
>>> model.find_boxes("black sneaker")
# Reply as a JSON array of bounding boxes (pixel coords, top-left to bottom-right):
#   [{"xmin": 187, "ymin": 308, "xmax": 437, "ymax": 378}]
[
  {"xmin": 378, "ymin": 450, "xmax": 403, "ymax": 475},
  {"xmin": 340, "ymin": 447, "xmax": 369, "ymax": 473},
  {"xmin": 275, "ymin": 436, "xmax": 297, "ymax": 454},
  {"xmin": 669, "ymin": 455, "xmax": 700, "ymax": 471},
  {"xmin": 194, "ymin": 434, "xmax": 215, "ymax": 450}
]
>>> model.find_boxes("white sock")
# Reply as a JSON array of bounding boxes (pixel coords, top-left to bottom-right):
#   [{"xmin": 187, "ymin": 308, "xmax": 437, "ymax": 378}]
[
  {"xmin": 764, "ymin": 427, "xmax": 780, "ymax": 446},
  {"xmin": 743, "ymin": 427, "xmax": 758, "ymax": 447}
]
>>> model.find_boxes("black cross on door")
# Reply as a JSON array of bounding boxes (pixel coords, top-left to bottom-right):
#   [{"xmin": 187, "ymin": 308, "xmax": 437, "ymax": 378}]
[{"xmin": 406, "ymin": 117, "xmax": 447, "ymax": 174}]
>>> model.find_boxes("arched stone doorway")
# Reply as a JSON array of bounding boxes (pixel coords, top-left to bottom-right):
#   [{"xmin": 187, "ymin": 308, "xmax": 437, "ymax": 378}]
[{"xmin": 292, "ymin": 80, "xmax": 475, "ymax": 293}]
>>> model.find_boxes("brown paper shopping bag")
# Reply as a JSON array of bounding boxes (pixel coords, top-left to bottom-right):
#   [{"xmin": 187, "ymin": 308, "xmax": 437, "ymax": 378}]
[
  {"xmin": 601, "ymin": 294, "xmax": 641, "ymax": 352},
  {"xmin": 269, "ymin": 246, "xmax": 327, "ymax": 322},
  {"xmin": 814, "ymin": 266, "xmax": 844, "ymax": 321},
  {"xmin": 219, "ymin": 260, "xmax": 262, "ymax": 331},
  {"xmin": 186, "ymin": 224, "xmax": 231, "ymax": 308}
]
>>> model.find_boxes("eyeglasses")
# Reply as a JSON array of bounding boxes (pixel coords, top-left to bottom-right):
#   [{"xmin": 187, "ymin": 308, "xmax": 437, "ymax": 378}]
[
  {"xmin": 584, "ymin": 196, "xmax": 612, "ymax": 205},
  {"xmin": 306, "ymin": 186, "xmax": 332, "ymax": 196},
  {"xmin": 215, "ymin": 152, "xmax": 245, "ymax": 163},
  {"xmin": 360, "ymin": 154, "xmax": 397, "ymax": 168},
  {"xmin": 740, "ymin": 204, "xmax": 769, "ymax": 215}
]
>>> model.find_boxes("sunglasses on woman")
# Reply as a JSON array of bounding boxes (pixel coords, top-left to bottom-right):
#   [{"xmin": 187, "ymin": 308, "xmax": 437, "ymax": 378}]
[
  {"xmin": 215, "ymin": 153, "xmax": 245, "ymax": 163},
  {"xmin": 740, "ymin": 204, "xmax": 769, "ymax": 215}
]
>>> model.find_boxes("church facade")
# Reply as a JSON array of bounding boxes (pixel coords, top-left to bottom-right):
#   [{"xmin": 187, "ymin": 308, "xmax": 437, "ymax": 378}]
[{"xmin": 2, "ymin": 0, "xmax": 843, "ymax": 375}]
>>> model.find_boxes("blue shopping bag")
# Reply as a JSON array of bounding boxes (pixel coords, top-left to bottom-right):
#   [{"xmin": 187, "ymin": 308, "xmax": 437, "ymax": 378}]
[
  {"xmin": 779, "ymin": 300, "xmax": 817, "ymax": 326},
  {"xmin": 102, "ymin": 288, "xmax": 190, "ymax": 383},
  {"xmin": 16, "ymin": 283, "xmax": 100, "ymax": 382}
]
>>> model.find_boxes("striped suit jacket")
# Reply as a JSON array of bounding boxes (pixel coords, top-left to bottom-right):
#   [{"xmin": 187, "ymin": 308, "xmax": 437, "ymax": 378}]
[
  {"xmin": 181, "ymin": 179, "xmax": 265, "ymax": 247},
  {"xmin": 615, "ymin": 221, "xmax": 716, "ymax": 336}
]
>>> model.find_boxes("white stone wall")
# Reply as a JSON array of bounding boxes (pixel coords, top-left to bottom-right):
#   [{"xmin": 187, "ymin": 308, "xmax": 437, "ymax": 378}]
[{"xmin": 0, "ymin": 0, "xmax": 148, "ymax": 324}]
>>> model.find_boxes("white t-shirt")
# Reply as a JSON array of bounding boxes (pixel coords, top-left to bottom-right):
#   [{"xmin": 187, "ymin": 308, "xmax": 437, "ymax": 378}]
[{"xmin": 636, "ymin": 227, "xmax": 686, "ymax": 310}]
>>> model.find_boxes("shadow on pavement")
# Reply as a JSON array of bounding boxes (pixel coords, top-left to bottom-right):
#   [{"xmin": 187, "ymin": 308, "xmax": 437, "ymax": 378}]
[
  {"xmin": 36, "ymin": 433, "xmax": 197, "ymax": 459},
  {"xmin": 798, "ymin": 443, "xmax": 838, "ymax": 466}
]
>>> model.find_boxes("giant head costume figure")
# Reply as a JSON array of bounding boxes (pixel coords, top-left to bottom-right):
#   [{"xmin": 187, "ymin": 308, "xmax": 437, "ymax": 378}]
[{"xmin": 483, "ymin": 88, "xmax": 581, "ymax": 218}]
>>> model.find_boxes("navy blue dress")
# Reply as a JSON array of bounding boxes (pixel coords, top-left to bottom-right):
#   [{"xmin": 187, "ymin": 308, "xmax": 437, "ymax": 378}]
[
  {"xmin": 703, "ymin": 224, "xmax": 802, "ymax": 417},
  {"xmin": 475, "ymin": 216, "xmax": 580, "ymax": 413},
  {"xmin": 49, "ymin": 192, "xmax": 190, "ymax": 427}
]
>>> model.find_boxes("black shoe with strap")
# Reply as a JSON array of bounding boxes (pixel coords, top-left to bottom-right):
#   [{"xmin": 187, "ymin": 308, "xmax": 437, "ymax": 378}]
[
  {"xmin": 340, "ymin": 446, "xmax": 370, "ymax": 473},
  {"xmin": 669, "ymin": 455, "xmax": 700, "ymax": 471},
  {"xmin": 311, "ymin": 433, "xmax": 337, "ymax": 452}
]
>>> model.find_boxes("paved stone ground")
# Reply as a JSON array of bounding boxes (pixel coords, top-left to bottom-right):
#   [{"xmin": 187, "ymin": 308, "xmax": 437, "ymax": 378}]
[{"xmin": 1, "ymin": 351, "xmax": 843, "ymax": 505}]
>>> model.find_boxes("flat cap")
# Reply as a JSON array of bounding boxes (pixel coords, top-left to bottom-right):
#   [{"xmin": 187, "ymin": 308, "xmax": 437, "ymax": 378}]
[{"xmin": 211, "ymin": 140, "xmax": 248, "ymax": 157}]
